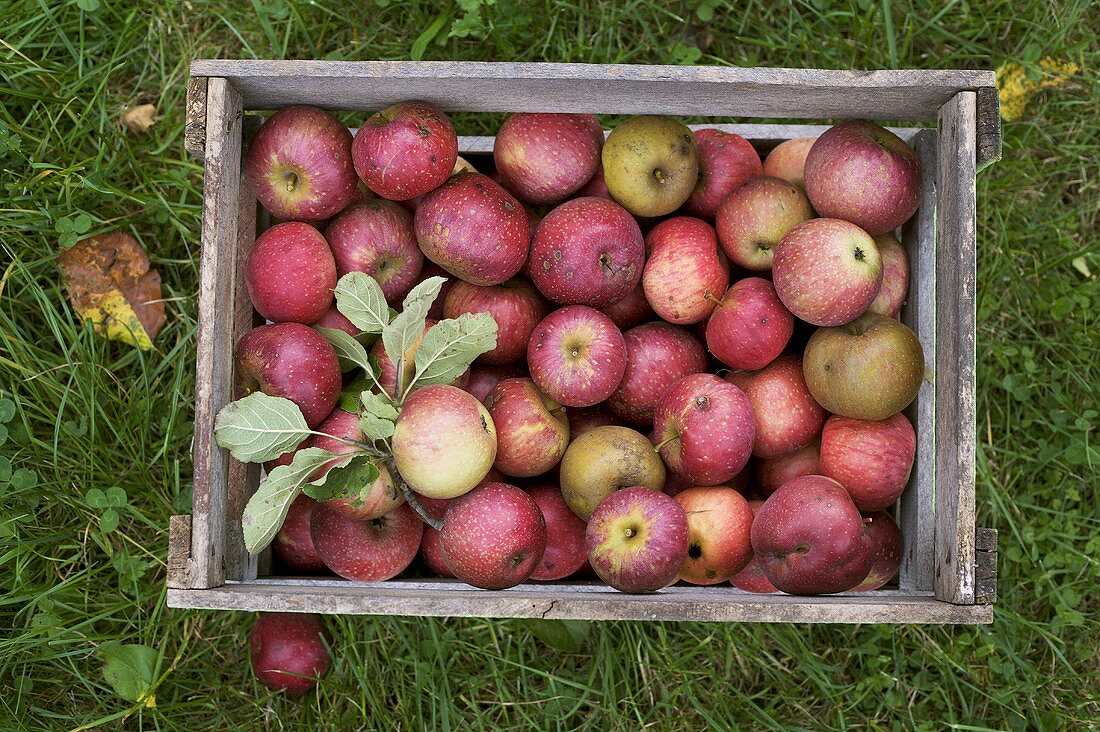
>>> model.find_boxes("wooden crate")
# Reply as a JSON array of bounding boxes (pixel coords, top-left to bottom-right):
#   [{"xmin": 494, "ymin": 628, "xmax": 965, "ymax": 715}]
[{"xmin": 168, "ymin": 61, "xmax": 1000, "ymax": 624}]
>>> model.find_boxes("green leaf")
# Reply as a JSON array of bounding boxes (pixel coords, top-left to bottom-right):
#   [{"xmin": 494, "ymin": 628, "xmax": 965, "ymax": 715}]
[
  {"xmin": 86, "ymin": 488, "xmax": 107, "ymax": 509},
  {"xmin": 105, "ymin": 486, "xmax": 127, "ymax": 507},
  {"xmin": 411, "ymin": 13, "xmax": 447, "ymax": 60},
  {"xmin": 214, "ymin": 392, "xmax": 311, "ymax": 463},
  {"xmin": 522, "ymin": 619, "xmax": 590, "ymax": 653},
  {"xmin": 359, "ymin": 413, "xmax": 396, "ymax": 441},
  {"xmin": 359, "ymin": 391, "xmax": 398, "ymax": 441},
  {"xmin": 10, "ymin": 468, "xmax": 36, "ymax": 490},
  {"xmin": 0, "ymin": 398, "xmax": 15, "ymax": 422},
  {"xmin": 317, "ymin": 326, "xmax": 373, "ymax": 373},
  {"xmin": 0, "ymin": 424, "xmax": 7, "ymax": 446},
  {"xmin": 339, "ymin": 374, "xmax": 375, "ymax": 413},
  {"xmin": 334, "ymin": 272, "xmax": 390, "ymax": 334},
  {"xmin": 100, "ymin": 644, "xmax": 159, "ymax": 706},
  {"xmin": 241, "ymin": 448, "xmax": 337, "ymax": 555},
  {"xmin": 99, "ymin": 508, "xmax": 120, "ymax": 533},
  {"xmin": 0, "ymin": 456, "xmax": 11, "ymax": 482},
  {"xmin": 302, "ymin": 454, "xmax": 381, "ymax": 503},
  {"xmin": 381, "ymin": 277, "xmax": 446, "ymax": 380},
  {"xmin": 360, "ymin": 391, "xmax": 398, "ymax": 421},
  {"xmin": 410, "ymin": 313, "xmax": 498, "ymax": 390}
]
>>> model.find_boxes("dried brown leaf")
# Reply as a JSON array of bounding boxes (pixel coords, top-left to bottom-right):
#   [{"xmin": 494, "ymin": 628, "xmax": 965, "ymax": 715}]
[{"xmin": 120, "ymin": 104, "xmax": 157, "ymax": 134}]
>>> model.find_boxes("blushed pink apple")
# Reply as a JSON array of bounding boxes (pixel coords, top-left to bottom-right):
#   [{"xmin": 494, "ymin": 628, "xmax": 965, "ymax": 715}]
[
  {"xmin": 444, "ymin": 279, "xmax": 548, "ymax": 365},
  {"xmin": 310, "ymin": 502, "xmax": 423, "ymax": 581},
  {"xmin": 484, "ymin": 378, "xmax": 569, "ymax": 478},
  {"xmin": 585, "ymin": 487, "xmax": 689, "ymax": 593},
  {"xmin": 729, "ymin": 499, "xmax": 779, "ymax": 593},
  {"xmin": 527, "ymin": 305, "xmax": 627, "ymax": 408},
  {"xmin": 762, "ymin": 137, "xmax": 816, "ymax": 189},
  {"xmin": 417, "ymin": 495, "xmax": 452, "ymax": 577},
  {"xmin": 245, "ymin": 105, "xmax": 357, "ymax": 222},
  {"xmin": 757, "ymin": 441, "xmax": 821, "ymax": 495},
  {"xmin": 529, "ymin": 197, "xmax": 644, "ymax": 307},
  {"xmin": 705, "ymin": 277, "xmax": 793, "ymax": 371},
  {"xmin": 493, "ymin": 113, "xmax": 603, "ymax": 204},
  {"xmin": 642, "ymin": 216, "xmax": 729, "ymax": 325},
  {"xmin": 804, "ymin": 120, "xmax": 922, "ymax": 235},
  {"xmin": 245, "ymin": 222, "xmax": 336, "ymax": 324},
  {"xmin": 682, "ymin": 129, "xmax": 762, "ymax": 219},
  {"xmin": 820, "ymin": 413, "xmax": 916, "ymax": 511},
  {"xmin": 440, "ymin": 482, "xmax": 547, "ymax": 589},
  {"xmin": 715, "ymin": 176, "xmax": 813, "ymax": 271},
  {"xmin": 866, "ymin": 234, "xmax": 909, "ymax": 318},
  {"xmin": 852, "ymin": 510, "xmax": 903, "ymax": 591},
  {"xmin": 608, "ymin": 322, "xmax": 707, "ymax": 425},
  {"xmin": 325, "ymin": 200, "xmax": 423, "ymax": 305},
  {"xmin": 726, "ymin": 354, "xmax": 826, "ymax": 459},
  {"xmin": 675, "ymin": 486, "xmax": 754, "ymax": 584},
  {"xmin": 652, "ymin": 373, "xmax": 755, "ymax": 485},
  {"xmin": 273, "ymin": 495, "xmax": 327, "ymax": 574},
  {"xmin": 250, "ymin": 613, "xmax": 331, "ymax": 693},
  {"xmin": 352, "ymin": 101, "xmax": 458, "ymax": 201},
  {"xmin": 577, "ymin": 165, "xmax": 611, "ymax": 198},
  {"xmin": 312, "ymin": 305, "xmax": 360, "ymax": 335},
  {"xmin": 528, "ymin": 484, "xmax": 588, "ymax": 581},
  {"xmin": 600, "ymin": 283, "xmax": 655, "ymax": 330},
  {"xmin": 772, "ymin": 218, "xmax": 883, "ymax": 326},
  {"xmin": 414, "ymin": 172, "xmax": 529, "ymax": 286},
  {"xmin": 235, "ymin": 323, "xmax": 341, "ymax": 428},
  {"xmin": 465, "ymin": 363, "xmax": 528, "ymax": 402}
]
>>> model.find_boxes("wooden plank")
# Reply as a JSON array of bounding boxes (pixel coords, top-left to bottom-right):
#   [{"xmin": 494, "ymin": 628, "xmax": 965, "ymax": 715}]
[
  {"xmin": 975, "ymin": 527, "xmax": 997, "ymax": 604},
  {"xmin": 934, "ymin": 91, "xmax": 978, "ymax": 604},
  {"xmin": 166, "ymin": 515, "xmax": 192, "ymax": 589},
  {"xmin": 454, "ymin": 123, "xmax": 924, "ymax": 155},
  {"xmin": 189, "ymin": 61, "xmax": 994, "ymax": 121},
  {"xmin": 223, "ymin": 114, "xmax": 263, "ymax": 582},
  {"xmin": 189, "ymin": 77, "xmax": 243, "ymax": 589},
  {"xmin": 184, "ymin": 76, "xmax": 208, "ymax": 161},
  {"xmin": 167, "ymin": 582, "xmax": 993, "ymax": 624},
  {"xmin": 897, "ymin": 128, "xmax": 938, "ymax": 592},
  {"xmin": 975, "ymin": 86, "xmax": 1002, "ymax": 173}
]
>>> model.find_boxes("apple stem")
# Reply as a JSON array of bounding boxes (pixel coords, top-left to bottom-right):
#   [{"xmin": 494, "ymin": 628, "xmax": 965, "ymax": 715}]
[
  {"xmin": 703, "ymin": 291, "xmax": 724, "ymax": 306},
  {"xmin": 652, "ymin": 433, "xmax": 679, "ymax": 452},
  {"xmin": 390, "ymin": 464, "xmax": 443, "ymax": 530}
]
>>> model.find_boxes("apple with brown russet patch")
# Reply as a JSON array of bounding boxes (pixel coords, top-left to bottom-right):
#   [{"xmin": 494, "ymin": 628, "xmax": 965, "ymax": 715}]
[
  {"xmin": 602, "ymin": 116, "xmax": 699, "ymax": 217},
  {"xmin": 559, "ymin": 425, "xmax": 665, "ymax": 520}
]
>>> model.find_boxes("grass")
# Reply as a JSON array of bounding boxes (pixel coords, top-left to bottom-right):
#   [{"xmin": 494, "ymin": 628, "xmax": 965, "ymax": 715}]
[{"xmin": 0, "ymin": 0, "xmax": 1097, "ymax": 729}]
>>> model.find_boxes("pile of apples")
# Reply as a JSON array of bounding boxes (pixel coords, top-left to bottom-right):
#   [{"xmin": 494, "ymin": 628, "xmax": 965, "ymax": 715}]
[{"xmin": 234, "ymin": 99, "xmax": 926, "ymax": 599}]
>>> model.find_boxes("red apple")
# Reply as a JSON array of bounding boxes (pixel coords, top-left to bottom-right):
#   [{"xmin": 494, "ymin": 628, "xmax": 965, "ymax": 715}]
[
  {"xmin": 804, "ymin": 120, "xmax": 922, "ymax": 235},
  {"xmin": 762, "ymin": 137, "xmax": 816, "ymax": 189},
  {"xmin": 641, "ymin": 216, "xmax": 729, "ymax": 325},
  {"xmin": 852, "ymin": 510, "xmax": 903, "ymax": 591},
  {"xmin": 352, "ymin": 101, "xmax": 457, "ymax": 201},
  {"xmin": 600, "ymin": 283, "xmax": 655, "ymax": 331},
  {"xmin": 250, "ymin": 612, "xmax": 331, "ymax": 693},
  {"xmin": 529, "ymin": 197, "xmax": 644, "ymax": 307},
  {"xmin": 440, "ymin": 482, "xmax": 547, "ymax": 589},
  {"xmin": 528, "ymin": 485, "xmax": 588, "ymax": 581},
  {"xmin": 866, "ymin": 234, "xmax": 909, "ymax": 318},
  {"xmin": 705, "ymin": 277, "xmax": 794, "ymax": 371},
  {"xmin": 324, "ymin": 200, "xmax": 423, "ymax": 305},
  {"xmin": 750, "ymin": 475, "xmax": 872, "ymax": 595},
  {"xmin": 310, "ymin": 501, "xmax": 423, "ymax": 581},
  {"xmin": 567, "ymin": 403, "xmax": 617, "ymax": 439},
  {"xmin": 245, "ymin": 222, "xmax": 336, "ymax": 324},
  {"xmin": 444, "ymin": 279, "xmax": 548, "ymax": 365},
  {"xmin": 802, "ymin": 312, "xmax": 925, "ymax": 420},
  {"xmin": 465, "ymin": 363, "xmax": 528, "ymax": 402},
  {"xmin": 682, "ymin": 129, "xmax": 762, "ymax": 219},
  {"xmin": 493, "ymin": 113, "xmax": 603, "ymax": 204},
  {"xmin": 414, "ymin": 172, "xmax": 529, "ymax": 286},
  {"xmin": 273, "ymin": 495, "xmax": 326, "ymax": 574},
  {"xmin": 715, "ymin": 176, "xmax": 813, "ymax": 271},
  {"xmin": 527, "ymin": 305, "xmax": 627, "ymax": 408},
  {"xmin": 757, "ymin": 441, "xmax": 821, "ymax": 495},
  {"xmin": 245, "ymin": 105, "xmax": 357, "ymax": 222},
  {"xmin": 417, "ymin": 495, "xmax": 452, "ymax": 577},
  {"xmin": 312, "ymin": 305, "xmax": 360, "ymax": 335},
  {"xmin": 307, "ymin": 409, "xmax": 402, "ymax": 520},
  {"xmin": 484, "ymin": 378, "xmax": 569, "ymax": 478},
  {"xmin": 772, "ymin": 218, "xmax": 883, "ymax": 326},
  {"xmin": 235, "ymin": 323, "xmax": 341, "ymax": 428},
  {"xmin": 726, "ymin": 354, "xmax": 826, "ymax": 459},
  {"xmin": 820, "ymin": 413, "xmax": 916, "ymax": 511},
  {"xmin": 577, "ymin": 165, "xmax": 611, "ymax": 199},
  {"xmin": 392, "ymin": 385, "xmax": 497, "ymax": 499},
  {"xmin": 652, "ymin": 373, "xmax": 755, "ymax": 485},
  {"xmin": 608, "ymin": 322, "xmax": 707, "ymax": 425},
  {"xmin": 729, "ymin": 499, "xmax": 779, "ymax": 593},
  {"xmin": 675, "ymin": 486, "xmax": 754, "ymax": 584},
  {"xmin": 585, "ymin": 487, "xmax": 689, "ymax": 593}
]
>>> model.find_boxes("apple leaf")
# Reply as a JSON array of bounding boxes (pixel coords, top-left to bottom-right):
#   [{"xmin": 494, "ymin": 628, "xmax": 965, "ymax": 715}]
[
  {"xmin": 409, "ymin": 312, "xmax": 498, "ymax": 391},
  {"xmin": 381, "ymin": 276, "xmax": 446, "ymax": 390},
  {"xmin": 242, "ymin": 447, "xmax": 337, "ymax": 555},
  {"xmin": 214, "ymin": 392, "xmax": 311, "ymax": 463},
  {"xmin": 334, "ymin": 272, "xmax": 390, "ymax": 334},
  {"xmin": 100, "ymin": 643, "xmax": 160, "ymax": 707},
  {"xmin": 302, "ymin": 453, "xmax": 381, "ymax": 504},
  {"xmin": 339, "ymin": 373, "xmax": 375, "ymax": 413},
  {"xmin": 359, "ymin": 391, "xmax": 398, "ymax": 441},
  {"xmin": 316, "ymin": 326, "xmax": 373, "ymax": 373}
]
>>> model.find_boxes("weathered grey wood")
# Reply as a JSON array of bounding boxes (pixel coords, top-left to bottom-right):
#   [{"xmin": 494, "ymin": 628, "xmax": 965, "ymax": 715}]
[
  {"xmin": 166, "ymin": 515, "xmax": 192, "ymax": 589},
  {"xmin": 975, "ymin": 87, "xmax": 1002, "ymax": 173},
  {"xmin": 897, "ymin": 128, "xmax": 938, "ymax": 592},
  {"xmin": 189, "ymin": 61, "xmax": 994, "ymax": 121},
  {"xmin": 167, "ymin": 582, "xmax": 992, "ymax": 624},
  {"xmin": 189, "ymin": 77, "xmax": 243, "ymax": 590},
  {"xmin": 974, "ymin": 528, "xmax": 997, "ymax": 604},
  {"xmin": 184, "ymin": 77, "xmax": 207, "ymax": 161},
  {"xmin": 224, "ymin": 114, "xmax": 263, "ymax": 582},
  {"xmin": 934, "ymin": 91, "xmax": 978, "ymax": 605},
  {"xmin": 455, "ymin": 123, "xmax": 924, "ymax": 155}
]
